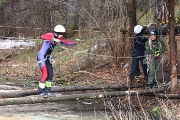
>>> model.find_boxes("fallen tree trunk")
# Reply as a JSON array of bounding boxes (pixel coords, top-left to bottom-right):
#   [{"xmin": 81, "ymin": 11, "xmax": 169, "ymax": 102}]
[
  {"xmin": 0, "ymin": 87, "xmax": 167, "ymax": 106},
  {"xmin": 0, "ymin": 85, "xmax": 23, "ymax": 90},
  {"xmin": 156, "ymin": 93, "xmax": 180, "ymax": 99},
  {"xmin": 0, "ymin": 83, "xmax": 143, "ymax": 98}
]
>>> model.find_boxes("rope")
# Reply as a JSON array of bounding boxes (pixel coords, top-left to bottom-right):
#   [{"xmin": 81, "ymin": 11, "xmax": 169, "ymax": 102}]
[
  {"xmin": 154, "ymin": 55, "xmax": 166, "ymax": 88},
  {"xmin": 0, "ymin": 34, "xmax": 170, "ymax": 88}
]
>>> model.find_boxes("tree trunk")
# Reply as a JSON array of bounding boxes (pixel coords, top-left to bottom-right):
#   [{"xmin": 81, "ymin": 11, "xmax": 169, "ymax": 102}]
[
  {"xmin": 66, "ymin": 0, "xmax": 79, "ymax": 37},
  {"xmin": 0, "ymin": 3, "xmax": 4, "ymax": 25},
  {"xmin": 168, "ymin": 0, "xmax": 178, "ymax": 93},
  {"xmin": 0, "ymin": 83, "xmax": 143, "ymax": 98},
  {"xmin": 127, "ymin": 0, "xmax": 140, "ymax": 76},
  {"xmin": 0, "ymin": 87, "xmax": 167, "ymax": 106},
  {"xmin": 154, "ymin": 0, "xmax": 168, "ymax": 24},
  {"xmin": 127, "ymin": 0, "xmax": 137, "ymax": 36}
]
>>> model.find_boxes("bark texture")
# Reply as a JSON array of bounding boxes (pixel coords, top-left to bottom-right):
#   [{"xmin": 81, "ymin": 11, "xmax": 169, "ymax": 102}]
[
  {"xmin": 0, "ymin": 83, "xmax": 143, "ymax": 98},
  {"xmin": 0, "ymin": 87, "xmax": 167, "ymax": 106}
]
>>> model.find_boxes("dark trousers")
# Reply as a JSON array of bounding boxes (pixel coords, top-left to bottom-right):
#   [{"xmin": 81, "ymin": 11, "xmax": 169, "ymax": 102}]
[
  {"xmin": 129, "ymin": 56, "xmax": 148, "ymax": 82},
  {"xmin": 45, "ymin": 60, "xmax": 53, "ymax": 80}
]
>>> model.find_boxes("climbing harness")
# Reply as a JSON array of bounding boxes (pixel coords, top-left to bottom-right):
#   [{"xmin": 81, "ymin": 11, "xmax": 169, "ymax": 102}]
[{"xmin": 37, "ymin": 55, "xmax": 53, "ymax": 64}]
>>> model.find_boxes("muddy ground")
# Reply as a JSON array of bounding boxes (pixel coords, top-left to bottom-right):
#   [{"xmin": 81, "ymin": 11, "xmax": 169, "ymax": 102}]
[{"xmin": 0, "ymin": 101, "xmax": 107, "ymax": 120}]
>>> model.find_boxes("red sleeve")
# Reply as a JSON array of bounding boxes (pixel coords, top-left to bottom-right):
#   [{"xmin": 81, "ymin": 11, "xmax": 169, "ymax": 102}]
[
  {"xmin": 59, "ymin": 37, "xmax": 76, "ymax": 46},
  {"xmin": 40, "ymin": 32, "xmax": 53, "ymax": 41},
  {"xmin": 40, "ymin": 32, "xmax": 76, "ymax": 46}
]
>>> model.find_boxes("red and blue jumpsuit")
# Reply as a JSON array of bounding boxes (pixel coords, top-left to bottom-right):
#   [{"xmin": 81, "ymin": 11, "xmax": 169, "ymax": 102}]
[{"xmin": 37, "ymin": 32, "xmax": 76, "ymax": 94}]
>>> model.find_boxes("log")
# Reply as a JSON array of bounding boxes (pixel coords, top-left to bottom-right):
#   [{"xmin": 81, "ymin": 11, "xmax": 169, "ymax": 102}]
[
  {"xmin": 0, "ymin": 85, "xmax": 23, "ymax": 90},
  {"xmin": 0, "ymin": 87, "xmax": 167, "ymax": 106},
  {"xmin": 156, "ymin": 93, "xmax": 180, "ymax": 99},
  {"xmin": 0, "ymin": 83, "xmax": 143, "ymax": 98}
]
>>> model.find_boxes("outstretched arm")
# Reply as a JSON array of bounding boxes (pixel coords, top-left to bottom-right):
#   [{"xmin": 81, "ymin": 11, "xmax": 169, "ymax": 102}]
[
  {"xmin": 59, "ymin": 37, "xmax": 76, "ymax": 46},
  {"xmin": 40, "ymin": 32, "xmax": 76, "ymax": 46}
]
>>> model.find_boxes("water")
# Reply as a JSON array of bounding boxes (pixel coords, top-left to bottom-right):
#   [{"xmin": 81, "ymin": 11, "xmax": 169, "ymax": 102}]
[{"xmin": 0, "ymin": 100, "xmax": 108, "ymax": 120}]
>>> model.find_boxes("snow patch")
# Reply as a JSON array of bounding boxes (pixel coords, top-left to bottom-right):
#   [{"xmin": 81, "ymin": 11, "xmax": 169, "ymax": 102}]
[{"xmin": 0, "ymin": 39, "xmax": 35, "ymax": 49}]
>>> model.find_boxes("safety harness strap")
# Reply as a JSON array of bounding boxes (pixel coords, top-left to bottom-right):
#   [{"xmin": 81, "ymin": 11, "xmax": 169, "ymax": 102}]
[{"xmin": 37, "ymin": 55, "xmax": 52, "ymax": 64}]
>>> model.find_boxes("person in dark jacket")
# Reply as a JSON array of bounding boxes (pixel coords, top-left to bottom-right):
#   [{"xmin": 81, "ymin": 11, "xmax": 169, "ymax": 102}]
[
  {"xmin": 129, "ymin": 25, "xmax": 148, "ymax": 85},
  {"xmin": 37, "ymin": 25, "xmax": 76, "ymax": 97}
]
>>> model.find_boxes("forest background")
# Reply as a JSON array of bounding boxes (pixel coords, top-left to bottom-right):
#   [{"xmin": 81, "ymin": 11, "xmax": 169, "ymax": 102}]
[{"xmin": 0, "ymin": 0, "xmax": 180, "ymax": 119}]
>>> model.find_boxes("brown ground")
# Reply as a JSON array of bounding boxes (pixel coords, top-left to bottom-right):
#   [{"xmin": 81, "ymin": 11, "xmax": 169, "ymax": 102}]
[
  {"xmin": 0, "ymin": 44, "xmax": 172, "ymax": 88},
  {"xmin": 1, "ymin": 46, "xmax": 180, "ymax": 120}
]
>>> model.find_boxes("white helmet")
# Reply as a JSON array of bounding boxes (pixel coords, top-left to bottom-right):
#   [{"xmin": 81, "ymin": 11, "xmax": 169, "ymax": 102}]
[
  {"xmin": 54, "ymin": 25, "xmax": 66, "ymax": 33},
  {"xmin": 134, "ymin": 25, "xmax": 143, "ymax": 34}
]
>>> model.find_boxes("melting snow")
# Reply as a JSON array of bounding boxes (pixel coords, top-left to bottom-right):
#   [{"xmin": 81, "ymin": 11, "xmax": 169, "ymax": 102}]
[{"xmin": 0, "ymin": 39, "xmax": 35, "ymax": 49}]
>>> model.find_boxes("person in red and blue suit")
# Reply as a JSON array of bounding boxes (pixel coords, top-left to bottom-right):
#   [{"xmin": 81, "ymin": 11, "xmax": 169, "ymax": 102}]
[{"xmin": 37, "ymin": 25, "xmax": 76, "ymax": 97}]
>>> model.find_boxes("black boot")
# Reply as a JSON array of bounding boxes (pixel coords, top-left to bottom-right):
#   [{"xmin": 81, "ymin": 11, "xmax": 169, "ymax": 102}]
[
  {"xmin": 147, "ymin": 84, "xmax": 154, "ymax": 88},
  {"xmin": 128, "ymin": 80, "xmax": 132, "ymax": 85},
  {"xmin": 128, "ymin": 77, "xmax": 133, "ymax": 85}
]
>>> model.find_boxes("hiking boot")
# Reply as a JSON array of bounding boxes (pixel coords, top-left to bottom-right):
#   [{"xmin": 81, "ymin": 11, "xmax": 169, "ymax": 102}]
[
  {"xmin": 39, "ymin": 92, "xmax": 48, "ymax": 98},
  {"xmin": 46, "ymin": 92, "xmax": 55, "ymax": 97},
  {"xmin": 39, "ymin": 92, "xmax": 55, "ymax": 98},
  {"xmin": 147, "ymin": 84, "xmax": 154, "ymax": 89},
  {"xmin": 127, "ymin": 77, "xmax": 132, "ymax": 85},
  {"xmin": 128, "ymin": 79, "xmax": 132, "ymax": 85}
]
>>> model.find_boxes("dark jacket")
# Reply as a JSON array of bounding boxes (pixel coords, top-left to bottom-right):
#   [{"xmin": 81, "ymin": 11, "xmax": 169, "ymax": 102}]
[{"xmin": 132, "ymin": 33, "xmax": 148, "ymax": 56}]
